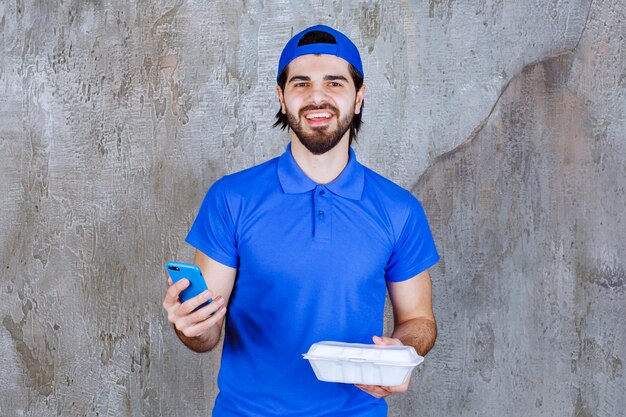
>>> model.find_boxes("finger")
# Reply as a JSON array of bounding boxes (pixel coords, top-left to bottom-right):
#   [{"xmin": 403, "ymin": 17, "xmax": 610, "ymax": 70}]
[
  {"xmin": 179, "ymin": 290, "xmax": 215, "ymax": 315},
  {"xmin": 372, "ymin": 335, "xmax": 402, "ymax": 346},
  {"xmin": 181, "ymin": 305, "xmax": 227, "ymax": 338},
  {"xmin": 355, "ymin": 384, "xmax": 392, "ymax": 398},
  {"xmin": 168, "ymin": 278, "xmax": 190, "ymax": 298},
  {"xmin": 187, "ymin": 295, "xmax": 225, "ymax": 322},
  {"xmin": 382, "ymin": 382, "xmax": 410, "ymax": 394},
  {"xmin": 372, "ymin": 335, "xmax": 386, "ymax": 345},
  {"xmin": 163, "ymin": 279, "xmax": 190, "ymax": 308},
  {"xmin": 381, "ymin": 373, "xmax": 412, "ymax": 393},
  {"xmin": 167, "ymin": 277, "xmax": 173, "ymax": 286},
  {"xmin": 173, "ymin": 298, "xmax": 222, "ymax": 334},
  {"xmin": 167, "ymin": 278, "xmax": 191, "ymax": 300}
]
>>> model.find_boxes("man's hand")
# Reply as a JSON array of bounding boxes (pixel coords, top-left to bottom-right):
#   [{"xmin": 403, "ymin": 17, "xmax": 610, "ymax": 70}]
[
  {"xmin": 162, "ymin": 277, "xmax": 227, "ymax": 348},
  {"xmin": 163, "ymin": 252, "xmax": 237, "ymax": 352},
  {"xmin": 354, "ymin": 336, "xmax": 412, "ymax": 398}
]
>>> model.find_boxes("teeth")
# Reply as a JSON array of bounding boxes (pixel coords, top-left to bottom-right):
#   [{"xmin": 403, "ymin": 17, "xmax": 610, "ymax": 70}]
[{"xmin": 306, "ymin": 112, "xmax": 331, "ymax": 120}]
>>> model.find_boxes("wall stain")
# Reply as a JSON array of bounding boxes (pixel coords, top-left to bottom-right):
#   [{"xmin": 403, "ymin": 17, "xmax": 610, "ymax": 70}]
[
  {"xmin": 429, "ymin": 0, "xmax": 456, "ymax": 19},
  {"xmin": 573, "ymin": 389, "xmax": 594, "ymax": 417},
  {"xmin": 158, "ymin": 53, "xmax": 190, "ymax": 125},
  {"xmin": 150, "ymin": 1, "xmax": 184, "ymax": 35},
  {"xmin": 470, "ymin": 322, "xmax": 495, "ymax": 382},
  {"xmin": 412, "ymin": 31, "xmax": 624, "ymax": 413},
  {"xmin": 577, "ymin": 262, "xmax": 625, "ymax": 293},
  {"xmin": 144, "ymin": 2, "xmax": 191, "ymax": 125},
  {"xmin": 3, "ymin": 314, "xmax": 54, "ymax": 397},
  {"xmin": 357, "ymin": 1, "xmax": 381, "ymax": 54},
  {"xmin": 413, "ymin": 50, "xmax": 577, "ymax": 196},
  {"xmin": 99, "ymin": 330, "xmax": 126, "ymax": 366}
]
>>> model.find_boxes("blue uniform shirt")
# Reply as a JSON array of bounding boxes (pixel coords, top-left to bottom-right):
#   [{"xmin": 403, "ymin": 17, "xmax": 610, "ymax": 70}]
[{"xmin": 186, "ymin": 144, "xmax": 439, "ymax": 417}]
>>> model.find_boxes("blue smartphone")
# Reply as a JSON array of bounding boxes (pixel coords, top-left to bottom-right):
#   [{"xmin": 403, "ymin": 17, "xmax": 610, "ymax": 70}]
[{"xmin": 166, "ymin": 262, "xmax": 212, "ymax": 311}]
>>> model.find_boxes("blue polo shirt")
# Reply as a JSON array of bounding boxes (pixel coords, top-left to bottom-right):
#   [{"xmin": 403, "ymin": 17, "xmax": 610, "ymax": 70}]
[{"xmin": 186, "ymin": 143, "xmax": 439, "ymax": 417}]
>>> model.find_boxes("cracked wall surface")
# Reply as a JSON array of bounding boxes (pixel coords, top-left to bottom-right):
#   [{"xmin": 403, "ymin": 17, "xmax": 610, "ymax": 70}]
[{"xmin": 0, "ymin": 1, "xmax": 624, "ymax": 416}]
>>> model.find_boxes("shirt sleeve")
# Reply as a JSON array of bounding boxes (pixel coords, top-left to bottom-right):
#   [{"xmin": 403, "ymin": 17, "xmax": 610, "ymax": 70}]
[
  {"xmin": 385, "ymin": 193, "xmax": 439, "ymax": 282},
  {"xmin": 185, "ymin": 177, "xmax": 239, "ymax": 269}
]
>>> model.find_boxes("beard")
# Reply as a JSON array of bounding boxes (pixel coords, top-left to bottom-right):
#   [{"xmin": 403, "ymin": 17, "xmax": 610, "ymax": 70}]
[{"xmin": 286, "ymin": 103, "xmax": 353, "ymax": 155}]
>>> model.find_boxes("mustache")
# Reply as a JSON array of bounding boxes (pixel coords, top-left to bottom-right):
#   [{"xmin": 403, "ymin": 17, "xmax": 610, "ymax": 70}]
[{"xmin": 298, "ymin": 104, "xmax": 339, "ymax": 117}]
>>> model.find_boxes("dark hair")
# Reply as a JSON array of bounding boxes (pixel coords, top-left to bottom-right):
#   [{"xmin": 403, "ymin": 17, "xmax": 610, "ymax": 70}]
[{"xmin": 273, "ymin": 30, "xmax": 364, "ymax": 145}]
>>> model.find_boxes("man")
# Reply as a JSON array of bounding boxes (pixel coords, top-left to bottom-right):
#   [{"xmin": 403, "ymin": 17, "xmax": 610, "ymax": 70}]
[{"xmin": 163, "ymin": 25, "xmax": 439, "ymax": 416}]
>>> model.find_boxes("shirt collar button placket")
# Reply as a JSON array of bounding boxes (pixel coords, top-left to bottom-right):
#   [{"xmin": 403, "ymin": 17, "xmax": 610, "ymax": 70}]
[{"xmin": 314, "ymin": 185, "xmax": 331, "ymax": 240}]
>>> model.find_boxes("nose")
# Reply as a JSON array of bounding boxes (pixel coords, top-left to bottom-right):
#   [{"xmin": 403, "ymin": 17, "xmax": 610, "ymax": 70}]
[{"xmin": 308, "ymin": 83, "xmax": 328, "ymax": 105}]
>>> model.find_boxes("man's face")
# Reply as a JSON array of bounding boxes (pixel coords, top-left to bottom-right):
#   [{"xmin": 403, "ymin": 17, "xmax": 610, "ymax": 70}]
[{"xmin": 277, "ymin": 54, "xmax": 365, "ymax": 155}]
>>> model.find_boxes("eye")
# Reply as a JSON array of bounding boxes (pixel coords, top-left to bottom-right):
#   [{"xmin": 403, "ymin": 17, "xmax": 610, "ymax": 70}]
[{"xmin": 328, "ymin": 81, "xmax": 342, "ymax": 87}]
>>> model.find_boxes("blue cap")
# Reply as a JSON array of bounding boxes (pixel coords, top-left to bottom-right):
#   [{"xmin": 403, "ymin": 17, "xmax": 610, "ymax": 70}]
[{"xmin": 277, "ymin": 25, "xmax": 364, "ymax": 82}]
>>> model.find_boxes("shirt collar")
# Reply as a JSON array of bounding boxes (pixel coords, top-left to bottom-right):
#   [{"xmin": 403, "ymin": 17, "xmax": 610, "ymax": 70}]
[{"xmin": 277, "ymin": 142, "xmax": 365, "ymax": 200}]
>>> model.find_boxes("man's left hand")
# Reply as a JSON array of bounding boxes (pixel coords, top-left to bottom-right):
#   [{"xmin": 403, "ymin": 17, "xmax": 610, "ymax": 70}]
[{"xmin": 354, "ymin": 336, "xmax": 412, "ymax": 398}]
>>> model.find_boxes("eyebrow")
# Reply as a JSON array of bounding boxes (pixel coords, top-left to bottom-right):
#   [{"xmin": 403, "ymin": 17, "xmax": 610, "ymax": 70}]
[
  {"xmin": 324, "ymin": 75, "xmax": 349, "ymax": 82},
  {"xmin": 287, "ymin": 75, "xmax": 349, "ymax": 83},
  {"xmin": 287, "ymin": 75, "xmax": 311, "ymax": 83}
]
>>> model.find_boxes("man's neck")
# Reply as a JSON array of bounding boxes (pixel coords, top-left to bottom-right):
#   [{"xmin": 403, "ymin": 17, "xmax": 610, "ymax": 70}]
[{"xmin": 289, "ymin": 135, "xmax": 350, "ymax": 185}]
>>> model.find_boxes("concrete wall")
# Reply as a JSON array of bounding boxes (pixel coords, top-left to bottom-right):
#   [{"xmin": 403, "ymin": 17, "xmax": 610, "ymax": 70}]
[{"xmin": 1, "ymin": 1, "xmax": 623, "ymax": 416}]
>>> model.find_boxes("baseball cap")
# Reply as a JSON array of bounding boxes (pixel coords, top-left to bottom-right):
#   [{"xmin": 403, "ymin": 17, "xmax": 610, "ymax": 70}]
[{"xmin": 277, "ymin": 25, "xmax": 364, "ymax": 82}]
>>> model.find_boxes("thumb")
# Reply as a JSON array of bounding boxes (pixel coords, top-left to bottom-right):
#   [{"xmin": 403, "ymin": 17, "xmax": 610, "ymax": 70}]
[{"xmin": 372, "ymin": 335, "xmax": 388, "ymax": 346}]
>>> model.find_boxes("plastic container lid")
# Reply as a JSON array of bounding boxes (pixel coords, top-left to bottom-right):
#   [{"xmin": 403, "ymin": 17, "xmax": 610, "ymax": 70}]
[{"xmin": 303, "ymin": 341, "xmax": 424, "ymax": 386}]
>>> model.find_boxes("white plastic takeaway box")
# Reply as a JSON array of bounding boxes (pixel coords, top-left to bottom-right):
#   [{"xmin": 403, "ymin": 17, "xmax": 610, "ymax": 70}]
[{"xmin": 303, "ymin": 341, "xmax": 424, "ymax": 386}]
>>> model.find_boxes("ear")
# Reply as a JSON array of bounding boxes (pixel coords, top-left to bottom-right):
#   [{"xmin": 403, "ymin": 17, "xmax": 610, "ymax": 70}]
[
  {"xmin": 354, "ymin": 83, "xmax": 366, "ymax": 115},
  {"xmin": 276, "ymin": 85, "xmax": 287, "ymax": 114}
]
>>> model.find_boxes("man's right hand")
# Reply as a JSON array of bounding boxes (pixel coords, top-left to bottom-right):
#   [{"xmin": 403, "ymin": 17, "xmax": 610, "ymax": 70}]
[
  {"xmin": 163, "ymin": 251, "xmax": 237, "ymax": 352},
  {"xmin": 163, "ymin": 277, "xmax": 227, "ymax": 349}
]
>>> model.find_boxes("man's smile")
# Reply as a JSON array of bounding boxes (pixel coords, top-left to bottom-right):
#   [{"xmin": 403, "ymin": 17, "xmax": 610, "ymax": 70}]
[
  {"xmin": 305, "ymin": 111, "xmax": 332, "ymax": 119},
  {"xmin": 301, "ymin": 107, "xmax": 336, "ymax": 128}
]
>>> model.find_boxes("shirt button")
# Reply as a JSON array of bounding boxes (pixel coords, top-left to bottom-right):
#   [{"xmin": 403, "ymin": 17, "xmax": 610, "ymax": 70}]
[
  {"xmin": 318, "ymin": 210, "xmax": 325, "ymax": 217},
  {"xmin": 319, "ymin": 190, "xmax": 326, "ymax": 196}
]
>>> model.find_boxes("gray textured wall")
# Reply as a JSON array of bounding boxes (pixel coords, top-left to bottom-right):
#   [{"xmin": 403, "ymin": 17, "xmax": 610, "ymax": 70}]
[{"xmin": 1, "ymin": 1, "xmax": 624, "ymax": 416}]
